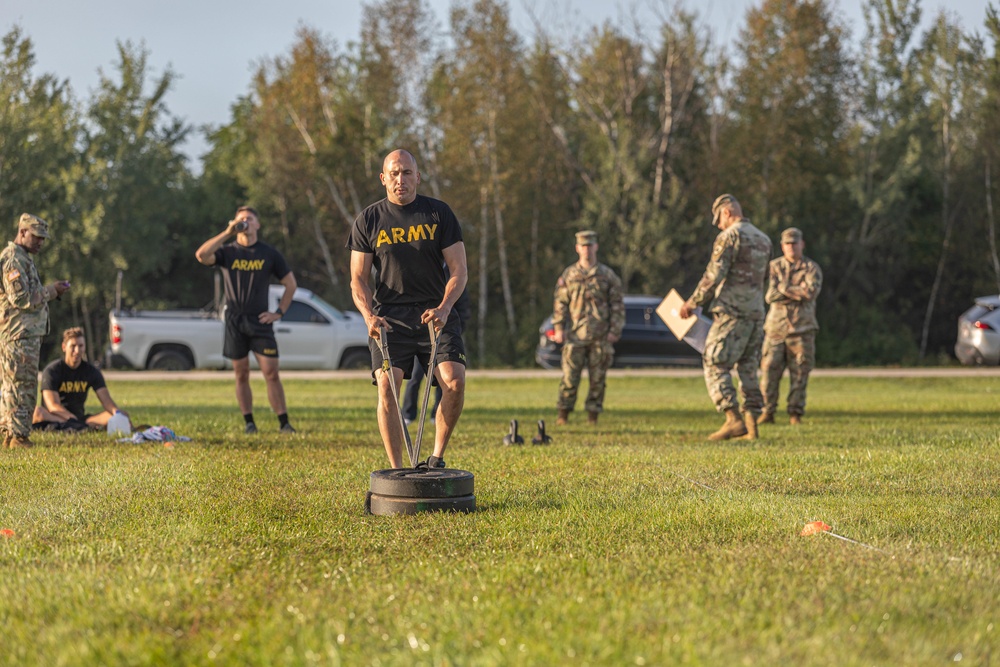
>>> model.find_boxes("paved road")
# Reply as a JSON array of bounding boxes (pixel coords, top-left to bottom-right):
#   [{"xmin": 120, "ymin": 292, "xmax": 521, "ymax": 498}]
[{"xmin": 104, "ymin": 367, "xmax": 1000, "ymax": 381}]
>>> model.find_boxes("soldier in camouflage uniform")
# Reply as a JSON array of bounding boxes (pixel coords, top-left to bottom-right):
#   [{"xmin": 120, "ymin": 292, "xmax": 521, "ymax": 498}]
[
  {"xmin": 553, "ymin": 230, "xmax": 625, "ymax": 426},
  {"xmin": 759, "ymin": 227, "xmax": 822, "ymax": 426},
  {"xmin": 0, "ymin": 214, "xmax": 71, "ymax": 448},
  {"xmin": 680, "ymin": 195, "xmax": 772, "ymax": 440}
]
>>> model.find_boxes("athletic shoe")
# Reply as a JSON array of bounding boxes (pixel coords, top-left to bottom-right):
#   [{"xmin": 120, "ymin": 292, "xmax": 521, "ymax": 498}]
[
  {"xmin": 279, "ymin": 423, "xmax": 297, "ymax": 434},
  {"xmin": 415, "ymin": 455, "xmax": 446, "ymax": 470},
  {"xmin": 245, "ymin": 422, "xmax": 258, "ymax": 435}
]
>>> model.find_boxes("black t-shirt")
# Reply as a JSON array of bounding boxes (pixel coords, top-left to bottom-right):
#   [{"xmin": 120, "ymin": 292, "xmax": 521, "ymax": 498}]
[
  {"xmin": 346, "ymin": 195, "xmax": 463, "ymax": 308},
  {"xmin": 214, "ymin": 241, "xmax": 292, "ymax": 317},
  {"xmin": 40, "ymin": 359, "xmax": 106, "ymax": 421}
]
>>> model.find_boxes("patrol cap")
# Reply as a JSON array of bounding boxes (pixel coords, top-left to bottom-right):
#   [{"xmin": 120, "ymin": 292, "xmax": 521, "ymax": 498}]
[
  {"xmin": 781, "ymin": 227, "xmax": 803, "ymax": 244},
  {"xmin": 575, "ymin": 230, "xmax": 598, "ymax": 246},
  {"xmin": 711, "ymin": 194, "xmax": 737, "ymax": 225},
  {"xmin": 18, "ymin": 213, "xmax": 50, "ymax": 239}
]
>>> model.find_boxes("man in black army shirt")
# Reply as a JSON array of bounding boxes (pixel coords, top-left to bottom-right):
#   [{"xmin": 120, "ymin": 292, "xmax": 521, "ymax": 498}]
[
  {"xmin": 348, "ymin": 149, "xmax": 468, "ymax": 470},
  {"xmin": 196, "ymin": 206, "xmax": 298, "ymax": 434},
  {"xmin": 33, "ymin": 327, "xmax": 130, "ymax": 431}
]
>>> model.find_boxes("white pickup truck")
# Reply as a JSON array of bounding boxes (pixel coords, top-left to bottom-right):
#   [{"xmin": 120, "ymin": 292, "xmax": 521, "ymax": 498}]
[{"xmin": 109, "ymin": 285, "xmax": 372, "ymax": 370}]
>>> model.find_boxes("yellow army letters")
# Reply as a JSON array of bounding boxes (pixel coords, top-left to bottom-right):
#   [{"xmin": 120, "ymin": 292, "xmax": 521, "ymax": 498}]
[
  {"xmin": 59, "ymin": 380, "xmax": 90, "ymax": 393},
  {"xmin": 229, "ymin": 258, "xmax": 266, "ymax": 271},
  {"xmin": 375, "ymin": 224, "xmax": 438, "ymax": 248}
]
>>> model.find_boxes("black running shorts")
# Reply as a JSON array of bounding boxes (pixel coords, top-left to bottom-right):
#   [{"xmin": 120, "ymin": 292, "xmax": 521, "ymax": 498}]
[
  {"xmin": 368, "ymin": 304, "xmax": 466, "ymax": 384},
  {"xmin": 224, "ymin": 313, "xmax": 279, "ymax": 360}
]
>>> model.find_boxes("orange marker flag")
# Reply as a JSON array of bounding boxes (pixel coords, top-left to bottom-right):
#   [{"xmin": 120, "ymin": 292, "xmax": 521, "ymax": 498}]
[
  {"xmin": 800, "ymin": 520, "xmax": 888, "ymax": 554},
  {"xmin": 801, "ymin": 520, "xmax": 831, "ymax": 536},
  {"xmin": 0, "ymin": 528, "xmax": 15, "ymax": 538}
]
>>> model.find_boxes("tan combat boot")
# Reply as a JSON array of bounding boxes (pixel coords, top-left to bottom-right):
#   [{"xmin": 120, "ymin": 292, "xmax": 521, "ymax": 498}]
[
  {"xmin": 587, "ymin": 411, "xmax": 599, "ymax": 425},
  {"xmin": 789, "ymin": 415, "xmax": 802, "ymax": 426},
  {"xmin": 1, "ymin": 432, "xmax": 9, "ymax": 449},
  {"xmin": 556, "ymin": 409, "xmax": 570, "ymax": 426},
  {"xmin": 8, "ymin": 434, "xmax": 35, "ymax": 448},
  {"xmin": 756, "ymin": 412, "xmax": 774, "ymax": 425},
  {"xmin": 708, "ymin": 409, "xmax": 748, "ymax": 440},
  {"xmin": 742, "ymin": 412, "xmax": 759, "ymax": 440}
]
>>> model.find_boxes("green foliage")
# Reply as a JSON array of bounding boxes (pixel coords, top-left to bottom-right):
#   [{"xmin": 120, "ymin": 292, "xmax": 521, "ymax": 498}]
[
  {"xmin": 0, "ymin": 31, "xmax": 198, "ymax": 361},
  {"xmin": 818, "ymin": 300, "xmax": 920, "ymax": 365},
  {"xmin": 0, "ymin": 27, "xmax": 78, "ymax": 235},
  {"xmin": 1, "ymin": 374, "xmax": 998, "ymax": 665},
  {"xmin": 5, "ymin": 0, "xmax": 1000, "ymax": 366}
]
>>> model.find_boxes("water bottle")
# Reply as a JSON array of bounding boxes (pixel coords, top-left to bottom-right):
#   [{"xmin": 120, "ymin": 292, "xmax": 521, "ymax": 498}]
[{"xmin": 234, "ymin": 221, "xmax": 248, "ymax": 232}]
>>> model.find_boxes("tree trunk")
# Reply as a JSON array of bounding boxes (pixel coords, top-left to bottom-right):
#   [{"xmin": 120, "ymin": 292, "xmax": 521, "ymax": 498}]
[
  {"xmin": 476, "ymin": 182, "xmax": 490, "ymax": 366},
  {"xmin": 530, "ymin": 201, "xmax": 539, "ymax": 316},
  {"xmin": 488, "ymin": 111, "xmax": 517, "ymax": 342},
  {"xmin": 81, "ymin": 295, "xmax": 95, "ymax": 367},
  {"xmin": 306, "ymin": 188, "xmax": 340, "ymax": 289},
  {"xmin": 919, "ymin": 114, "xmax": 952, "ymax": 360},
  {"xmin": 986, "ymin": 156, "xmax": 1000, "ymax": 293}
]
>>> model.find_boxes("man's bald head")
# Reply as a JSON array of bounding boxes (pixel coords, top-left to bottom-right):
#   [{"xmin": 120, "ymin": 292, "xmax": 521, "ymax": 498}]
[{"xmin": 380, "ymin": 149, "xmax": 421, "ymax": 205}]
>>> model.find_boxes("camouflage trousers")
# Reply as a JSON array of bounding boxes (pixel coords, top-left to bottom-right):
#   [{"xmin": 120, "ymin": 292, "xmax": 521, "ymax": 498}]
[
  {"xmin": 0, "ymin": 336, "xmax": 41, "ymax": 438},
  {"xmin": 557, "ymin": 340, "xmax": 614, "ymax": 413},
  {"xmin": 702, "ymin": 313, "xmax": 764, "ymax": 414},
  {"xmin": 760, "ymin": 333, "xmax": 816, "ymax": 417}
]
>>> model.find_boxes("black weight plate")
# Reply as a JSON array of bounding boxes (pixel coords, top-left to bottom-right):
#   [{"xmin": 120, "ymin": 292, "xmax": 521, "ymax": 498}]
[
  {"xmin": 368, "ymin": 493, "xmax": 476, "ymax": 516},
  {"xmin": 369, "ymin": 468, "xmax": 475, "ymax": 499}
]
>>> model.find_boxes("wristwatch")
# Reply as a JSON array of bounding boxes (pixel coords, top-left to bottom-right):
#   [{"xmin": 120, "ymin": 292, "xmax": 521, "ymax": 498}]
[{"xmin": 275, "ymin": 307, "xmax": 284, "ymax": 317}]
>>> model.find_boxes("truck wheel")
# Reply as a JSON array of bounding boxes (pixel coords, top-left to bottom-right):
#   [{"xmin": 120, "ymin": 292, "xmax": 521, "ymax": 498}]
[
  {"xmin": 148, "ymin": 350, "xmax": 193, "ymax": 371},
  {"xmin": 339, "ymin": 349, "xmax": 371, "ymax": 370}
]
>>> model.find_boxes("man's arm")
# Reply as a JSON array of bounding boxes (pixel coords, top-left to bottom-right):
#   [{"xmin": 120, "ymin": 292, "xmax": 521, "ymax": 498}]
[
  {"xmin": 551, "ymin": 270, "xmax": 570, "ymax": 344},
  {"xmin": 41, "ymin": 390, "xmax": 75, "ymax": 422},
  {"xmin": 1, "ymin": 254, "xmax": 67, "ymax": 310},
  {"xmin": 422, "ymin": 242, "xmax": 468, "ymax": 331},
  {"xmin": 794, "ymin": 262, "xmax": 822, "ymax": 302},
  {"xmin": 680, "ymin": 236, "xmax": 733, "ymax": 318},
  {"xmin": 94, "ymin": 387, "xmax": 126, "ymax": 417},
  {"xmin": 195, "ymin": 219, "xmax": 242, "ymax": 265},
  {"xmin": 765, "ymin": 262, "xmax": 787, "ymax": 305},
  {"xmin": 607, "ymin": 272, "xmax": 625, "ymax": 343},
  {"xmin": 259, "ymin": 272, "xmax": 297, "ymax": 324},
  {"xmin": 776, "ymin": 262, "xmax": 822, "ymax": 302},
  {"xmin": 350, "ymin": 250, "xmax": 387, "ymax": 339}
]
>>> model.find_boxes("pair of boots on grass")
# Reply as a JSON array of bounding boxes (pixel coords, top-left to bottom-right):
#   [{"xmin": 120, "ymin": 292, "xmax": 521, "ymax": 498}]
[{"xmin": 710, "ymin": 409, "xmax": 803, "ymax": 440}]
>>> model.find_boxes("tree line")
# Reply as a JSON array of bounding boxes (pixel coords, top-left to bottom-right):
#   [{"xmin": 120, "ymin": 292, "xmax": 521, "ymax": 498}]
[{"xmin": 2, "ymin": 0, "xmax": 998, "ymax": 367}]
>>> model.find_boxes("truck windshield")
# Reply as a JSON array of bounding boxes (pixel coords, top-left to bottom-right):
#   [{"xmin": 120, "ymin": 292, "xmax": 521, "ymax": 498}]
[{"xmin": 308, "ymin": 293, "xmax": 348, "ymax": 321}]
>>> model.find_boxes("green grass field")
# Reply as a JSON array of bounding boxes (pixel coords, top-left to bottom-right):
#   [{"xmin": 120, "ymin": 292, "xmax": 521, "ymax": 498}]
[{"xmin": 1, "ymin": 373, "xmax": 997, "ymax": 666}]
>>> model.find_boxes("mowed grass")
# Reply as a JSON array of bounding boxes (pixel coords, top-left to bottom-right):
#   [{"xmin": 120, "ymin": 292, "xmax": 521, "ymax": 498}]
[{"xmin": 1, "ymin": 373, "xmax": 997, "ymax": 666}]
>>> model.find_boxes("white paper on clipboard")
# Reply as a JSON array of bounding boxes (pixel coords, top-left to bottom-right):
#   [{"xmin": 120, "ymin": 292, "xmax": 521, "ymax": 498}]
[{"xmin": 655, "ymin": 289, "xmax": 712, "ymax": 354}]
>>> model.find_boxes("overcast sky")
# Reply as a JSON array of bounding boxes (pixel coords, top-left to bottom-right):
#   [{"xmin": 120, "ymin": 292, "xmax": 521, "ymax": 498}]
[{"xmin": 5, "ymin": 0, "xmax": 989, "ymax": 168}]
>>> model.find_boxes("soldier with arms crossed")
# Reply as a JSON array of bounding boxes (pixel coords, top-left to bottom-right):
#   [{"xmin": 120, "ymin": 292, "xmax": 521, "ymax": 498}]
[
  {"xmin": 552, "ymin": 230, "xmax": 624, "ymax": 426},
  {"xmin": 196, "ymin": 206, "xmax": 298, "ymax": 434},
  {"xmin": 758, "ymin": 227, "xmax": 823, "ymax": 425},
  {"xmin": 348, "ymin": 149, "xmax": 468, "ymax": 469},
  {"xmin": 0, "ymin": 214, "xmax": 70, "ymax": 448},
  {"xmin": 680, "ymin": 194, "xmax": 772, "ymax": 440}
]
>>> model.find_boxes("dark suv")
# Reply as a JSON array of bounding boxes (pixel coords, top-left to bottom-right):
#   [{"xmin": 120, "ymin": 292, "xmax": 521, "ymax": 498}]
[{"xmin": 535, "ymin": 294, "xmax": 703, "ymax": 369}]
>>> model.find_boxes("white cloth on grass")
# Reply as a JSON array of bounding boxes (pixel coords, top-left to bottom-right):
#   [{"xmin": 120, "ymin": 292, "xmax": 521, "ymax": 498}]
[{"xmin": 117, "ymin": 426, "xmax": 191, "ymax": 444}]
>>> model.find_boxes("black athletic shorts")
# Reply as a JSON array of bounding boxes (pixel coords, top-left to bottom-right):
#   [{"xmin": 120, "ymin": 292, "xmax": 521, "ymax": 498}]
[
  {"xmin": 368, "ymin": 304, "xmax": 466, "ymax": 384},
  {"xmin": 224, "ymin": 313, "xmax": 279, "ymax": 360}
]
